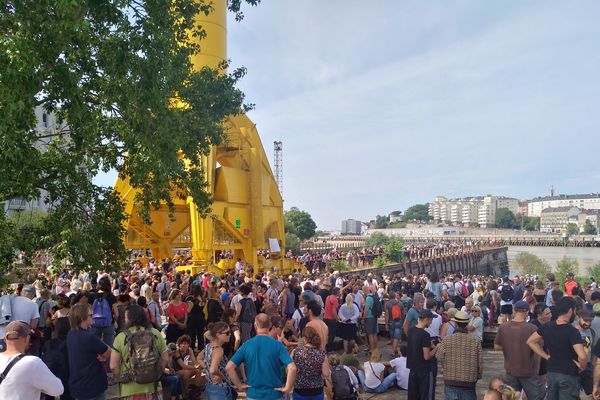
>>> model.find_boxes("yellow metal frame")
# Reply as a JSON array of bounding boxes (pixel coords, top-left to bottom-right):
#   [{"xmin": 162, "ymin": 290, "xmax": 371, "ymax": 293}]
[{"xmin": 115, "ymin": 0, "xmax": 297, "ymax": 276}]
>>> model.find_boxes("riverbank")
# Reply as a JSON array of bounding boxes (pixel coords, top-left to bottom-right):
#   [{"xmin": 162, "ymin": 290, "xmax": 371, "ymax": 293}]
[{"xmin": 507, "ymin": 245, "xmax": 600, "ymax": 275}]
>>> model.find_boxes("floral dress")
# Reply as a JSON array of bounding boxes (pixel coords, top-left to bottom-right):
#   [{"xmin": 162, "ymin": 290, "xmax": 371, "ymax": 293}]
[{"xmin": 293, "ymin": 345, "xmax": 326, "ymax": 396}]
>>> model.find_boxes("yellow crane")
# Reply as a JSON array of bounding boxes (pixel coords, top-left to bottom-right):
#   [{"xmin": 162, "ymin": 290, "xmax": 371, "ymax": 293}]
[{"xmin": 115, "ymin": 0, "xmax": 295, "ymax": 276}]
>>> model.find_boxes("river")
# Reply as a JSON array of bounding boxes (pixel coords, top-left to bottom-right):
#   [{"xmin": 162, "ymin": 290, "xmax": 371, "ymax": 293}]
[{"xmin": 507, "ymin": 246, "xmax": 600, "ymax": 275}]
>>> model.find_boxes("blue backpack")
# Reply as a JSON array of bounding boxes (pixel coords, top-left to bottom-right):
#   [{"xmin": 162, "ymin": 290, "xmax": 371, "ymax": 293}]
[{"xmin": 92, "ymin": 295, "xmax": 112, "ymax": 328}]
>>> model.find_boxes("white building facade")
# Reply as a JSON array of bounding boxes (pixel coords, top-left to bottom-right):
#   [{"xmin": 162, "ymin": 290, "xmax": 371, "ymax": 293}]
[
  {"xmin": 429, "ymin": 195, "xmax": 519, "ymax": 228},
  {"xmin": 528, "ymin": 194, "xmax": 600, "ymax": 217}
]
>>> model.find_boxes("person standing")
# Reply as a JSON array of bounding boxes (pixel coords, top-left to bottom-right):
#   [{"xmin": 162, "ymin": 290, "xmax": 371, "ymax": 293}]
[
  {"xmin": 437, "ymin": 310, "xmax": 482, "ymax": 400},
  {"xmin": 305, "ymin": 299, "xmax": 329, "ymax": 352},
  {"xmin": 498, "ymin": 277, "xmax": 514, "ymax": 322},
  {"xmin": 90, "ymin": 277, "xmax": 116, "ymax": 347},
  {"xmin": 575, "ymin": 308, "xmax": 595, "ymax": 397},
  {"xmin": 226, "ymin": 313, "xmax": 297, "ymax": 400},
  {"xmin": 166, "ymin": 289, "xmax": 187, "ymax": 344},
  {"xmin": 204, "ymin": 321, "xmax": 236, "ymax": 400},
  {"xmin": 404, "ymin": 293, "xmax": 425, "ymax": 336},
  {"xmin": 528, "ymin": 296, "xmax": 587, "ymax": 400},
  {"xmin": 110, "ymin": 304, "xmax": 168, "ymax": 400},
  {"xmin": 67, "ymin": 303, "xmax": 111, "ymax": 400},
  {"xmin": 8, "ymin": 285, "xmax": 41, "ymax": 355},
  {"xmin": 385, "ymin": 291, "xmax": 403, "ymax": 356},
  {"xmin": 407, "ymin": 309, "xmax": 439, "ymax": 400},
  {"xmin": 0, "ymin": 321, "xmax": 64, "ymax": 399},
  {"xmin": 323, "ymin": 287, "xmax": 340, "ymax": 353},
  {"xmin": 291, "ymin": 326, "xmax": 331, "ymax": 400},
  {"xmin": 362, "ymin": 287, "xmax": 379, "ymax": 353},
  {"xmin": 494, "ymin": 300, "xmax": 544, "ymax": 400}
]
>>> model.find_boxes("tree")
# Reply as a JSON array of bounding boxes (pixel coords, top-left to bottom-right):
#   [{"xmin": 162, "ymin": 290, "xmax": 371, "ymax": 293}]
[
  {"xmin": 384, "ymin": 238, "xmax": 404, "ymax": 263},
  {"xmin": 403, "ymin": 204, "xmax": 432, "ymax": 221},
  {"xmin": 495, "ymin": 208, "xmax": 518, "ymax": 229},
  {"xmin": 284, "ymin": 232, "xmax": 300, "ymax": 255},
  {"xmin": 566, "ymin": 223, "xmax": 579, "ymax": 236},
  {"xmin": 522, "ymin": 216, "xmax": 540, "ymax": 231},
  {"xmin": 373, "ymin": 215, "xmax": 389, "ymax": 229},
  {"xmin": 365, "ymin": 232, "xmax": 391, "ymax": 248},
  {"xmin": 0, "ymin": 1, "xmax": 259, "ymax": 272},
  {"xmin": 513, "ymin": 252, "xmax": 549, "ymax": 277},
  {"xmin": 284, "ymin": 207, "xmax": 317, "ymax": 241},
  {"xmin": 555, "ymin": 257, "xmax": 579, "ymax": 286},
  {"xmin": 589, "ymin": 262, "xmax": 600, "ymax": 285},
  {"xmin": 583, "ymin": 220, "xmax": 597, "ymax": 235}
]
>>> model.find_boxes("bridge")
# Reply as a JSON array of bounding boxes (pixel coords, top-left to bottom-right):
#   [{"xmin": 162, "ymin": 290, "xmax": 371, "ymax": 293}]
[{"xmin": 302, "ymin": 234, "xmax": 600, "ymax": 251}]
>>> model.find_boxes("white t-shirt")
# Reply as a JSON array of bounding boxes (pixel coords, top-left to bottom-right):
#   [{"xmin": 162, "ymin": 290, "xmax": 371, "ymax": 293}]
[
  {"xmin": 12, "ymin": 296, "xmax": 39, "ymax": 325},
  {"xmin": 0, "ymin": 354, "xmax": 64, "ymax": 399},
  {"xmin": 425, "ymin": 311, "xmax": 442, "ymax": 338},
  {"xmin": 389, "ymin": 356, "xmax": 410, "ymax": 389},
  {"xmin": 469, "ymin": 316, "xmax": 484, "ymax": 342},
  {"xmin": 363, "ymin": 361, "xmax": 385, "ymax": 389}
]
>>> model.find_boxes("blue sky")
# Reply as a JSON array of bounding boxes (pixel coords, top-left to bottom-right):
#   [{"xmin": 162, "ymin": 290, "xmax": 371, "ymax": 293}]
[{"xmin": 97, "ymin": 1, "xmax": 600, "ymax": 230}]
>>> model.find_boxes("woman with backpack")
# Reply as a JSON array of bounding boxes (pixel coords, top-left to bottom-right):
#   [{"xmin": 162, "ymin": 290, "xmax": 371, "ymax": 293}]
[
  {"xmin": 41, "ymin": 318, "xmax": 73, "ymax": 400},
  {"xmin": 204, "ymin": 321, "xmax": 236, "ymax": 400},
  {"xmin": 110, "ymin": 304, "xmax": 168, "ymax": 400}
]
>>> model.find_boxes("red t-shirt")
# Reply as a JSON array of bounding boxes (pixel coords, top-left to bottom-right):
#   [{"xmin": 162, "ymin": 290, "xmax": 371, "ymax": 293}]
[
  {"xmin": 323, "ymin": 295, "xmax": 339, "ymax": 320},
  {"xmin": 565, "ymin": 280, "xmax": 578, "ymax": 296},
  {"xmin": 167, "ymin": 302, "xmax": 188, "ymax": 324}
]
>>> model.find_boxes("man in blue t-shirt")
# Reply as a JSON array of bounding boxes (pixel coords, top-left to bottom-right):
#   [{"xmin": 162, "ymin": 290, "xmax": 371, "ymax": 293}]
[{"xmin": 226, "ymin": 313, "xmax": 296, "ymax": 400}]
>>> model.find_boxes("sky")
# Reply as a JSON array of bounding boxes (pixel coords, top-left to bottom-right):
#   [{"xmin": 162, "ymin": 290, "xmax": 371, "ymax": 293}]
[{"xmin": 96, "ymin": 1, "xmax": 600, "ymax": 230}]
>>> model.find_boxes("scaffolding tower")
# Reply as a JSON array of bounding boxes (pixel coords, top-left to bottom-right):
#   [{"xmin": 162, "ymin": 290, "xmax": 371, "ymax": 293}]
[{"xmin": 274, "ymin": 141, "xmax": 283, "ymax": 196}]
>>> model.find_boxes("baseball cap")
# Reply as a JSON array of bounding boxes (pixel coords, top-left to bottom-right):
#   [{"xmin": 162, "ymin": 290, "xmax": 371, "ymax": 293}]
[
  {"xmin": 4, "ymin": 321, "xmax": 31, "ymax": 340},
  {"xmin": 451, "ymin": 310, "xmax": 470, "ymax": 324},
  {"xmin": 513, "ymin": 300, "xmax": 530, "ymax": 311},
  {"xmin": 418, "ymin": 309, "xmax": 438, "ymax": 319}
]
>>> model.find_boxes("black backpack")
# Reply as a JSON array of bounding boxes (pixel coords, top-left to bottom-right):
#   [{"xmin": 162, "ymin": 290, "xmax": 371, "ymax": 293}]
[
  {"xmin": 297, "ymin": 308, "xmax": 308, "ymax": 334},
  {"xmin": 332, "ymin": 365, "xmax": 357, "ymax": 399},
  {"xmin": 369, "ymin": 294, "xmax": 383, "ymax": 318},
  {"xmin": 501, "ymin": 285, "xmax": 514, "ymax": 302},
  {"xmin": 238, "ymin": 298, "xmax": 256, "ymax": 324}
]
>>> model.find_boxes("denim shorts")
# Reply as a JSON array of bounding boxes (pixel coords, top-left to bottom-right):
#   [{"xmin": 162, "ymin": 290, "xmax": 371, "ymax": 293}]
[{"xmin": 389, "ymin": 320, "xmax": 403, "ymax": 340}]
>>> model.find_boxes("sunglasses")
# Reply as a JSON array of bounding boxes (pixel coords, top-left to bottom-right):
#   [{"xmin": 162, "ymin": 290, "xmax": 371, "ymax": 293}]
[{"xmin": 219, "ymin": 331, "xmax": 231, "ymax": 336}]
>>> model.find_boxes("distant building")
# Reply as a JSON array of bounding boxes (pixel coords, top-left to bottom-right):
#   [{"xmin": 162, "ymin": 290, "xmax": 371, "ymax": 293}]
[
  {"xmin": 540, "ymin": 207, "xmax": 600, "ymax": 233},
  {"xmin": 389, "ymin": 211, "xmax": 403, "ymax": 223},
  {"xmin": 429, "ymin": 195, "xmax": 518, "ymax": 228},
  {"xmin": 341, "ymin": 219, "xmax": 362, "ymax": 235},
  {"xmin": 1, "ymin": 106, "xmax": 67, "ymax": 218},
  {"xmin": 528, "ymin": 194, "xmax": 600, "ymax": 217}
]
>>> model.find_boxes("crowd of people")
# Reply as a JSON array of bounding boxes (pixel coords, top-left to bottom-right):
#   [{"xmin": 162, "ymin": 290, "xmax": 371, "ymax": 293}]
[{"xmin": 1, "ymin": 257, "xmax": 600, "ymax": 400}]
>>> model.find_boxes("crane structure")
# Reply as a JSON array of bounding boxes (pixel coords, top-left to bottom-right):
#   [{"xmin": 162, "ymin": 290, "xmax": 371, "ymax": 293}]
[
  {"xmin": 274, "ymin": 141, "xmax": 283, "ymax": 196},
  {"xmin": 114, "ymin": 0, "xmax": 294, "ymax": 275}
]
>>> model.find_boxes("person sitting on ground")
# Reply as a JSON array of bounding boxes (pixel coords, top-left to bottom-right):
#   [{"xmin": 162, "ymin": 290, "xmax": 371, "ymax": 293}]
[
  {"xmin": 171, "ymin": 334, "xmax": 203, "ymax": 394},
  {"xmin": 161, "ymin": 343, "xmax": 183, "ymax": 400},
  {"xmin": 357, "ymin": 349, "xmax": 397, "ymax": 393},
  {"xmin": 389, "ymin": 343, "xmax": 410, "ymax": 390},
  {"xmin": 329, "ymin": 353, "xmax": 359, "ymax": 400}
]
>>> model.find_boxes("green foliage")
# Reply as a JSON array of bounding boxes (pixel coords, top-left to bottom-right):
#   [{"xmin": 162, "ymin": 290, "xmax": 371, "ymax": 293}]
[
  {"xmin": 589, "ymin": 262, "xmax": 600, "ymax": 285},
  {"xmin": 513, "ymin": 251, "xmax": 549, "ymax": 277},
  {"xmin": 330, "ymin": 259, "xmax": 349, "ymax": 271},
  {"xmin": 384, "ymin": 238, "xmax": 404, "ymax": 263},
  {"xmin": 495, "ymin": 208, "xmax": 518, "ymax": 229},
  {"xmin": 373, "ymin": 215, "xmax": 389, "ymax": 229},
  {"xmin": 284, "ymin": 232, "xmax": 300, "ymax": 255},
  {"xmin": 389, "ymin": 221, "xmax": 407, "ymax": 229},
  {"xmin": 365, "ymin": 232, "xmax": 391, "ymax": 248},
  {"xmin": 583, "ymin": 220, "xmax": 597, "ymax": 235},
  {"xmin": 522, "ymin": 216, "xmax": 540, "ymax": 231},
  {"xmin": 373, "ymin": 256, "xmax": 386, "ymax": 267},
  {"xmin": 566, "ymin": 223, "xmax": 579, "ymax": 235},
  {"xmin": 404, "ymin": 204, "xmax": 432, "ymax": 221},
  {"xmin": 284, "ymin": 207, "xmax": 317, "ymax": 241},
  {"xmin": 555, "ymin": 257, "xmax": 579, "ymax": 285},
  {"xmin": 0, "ymin": 0, "xmax": 259, "ymax": 274}
]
